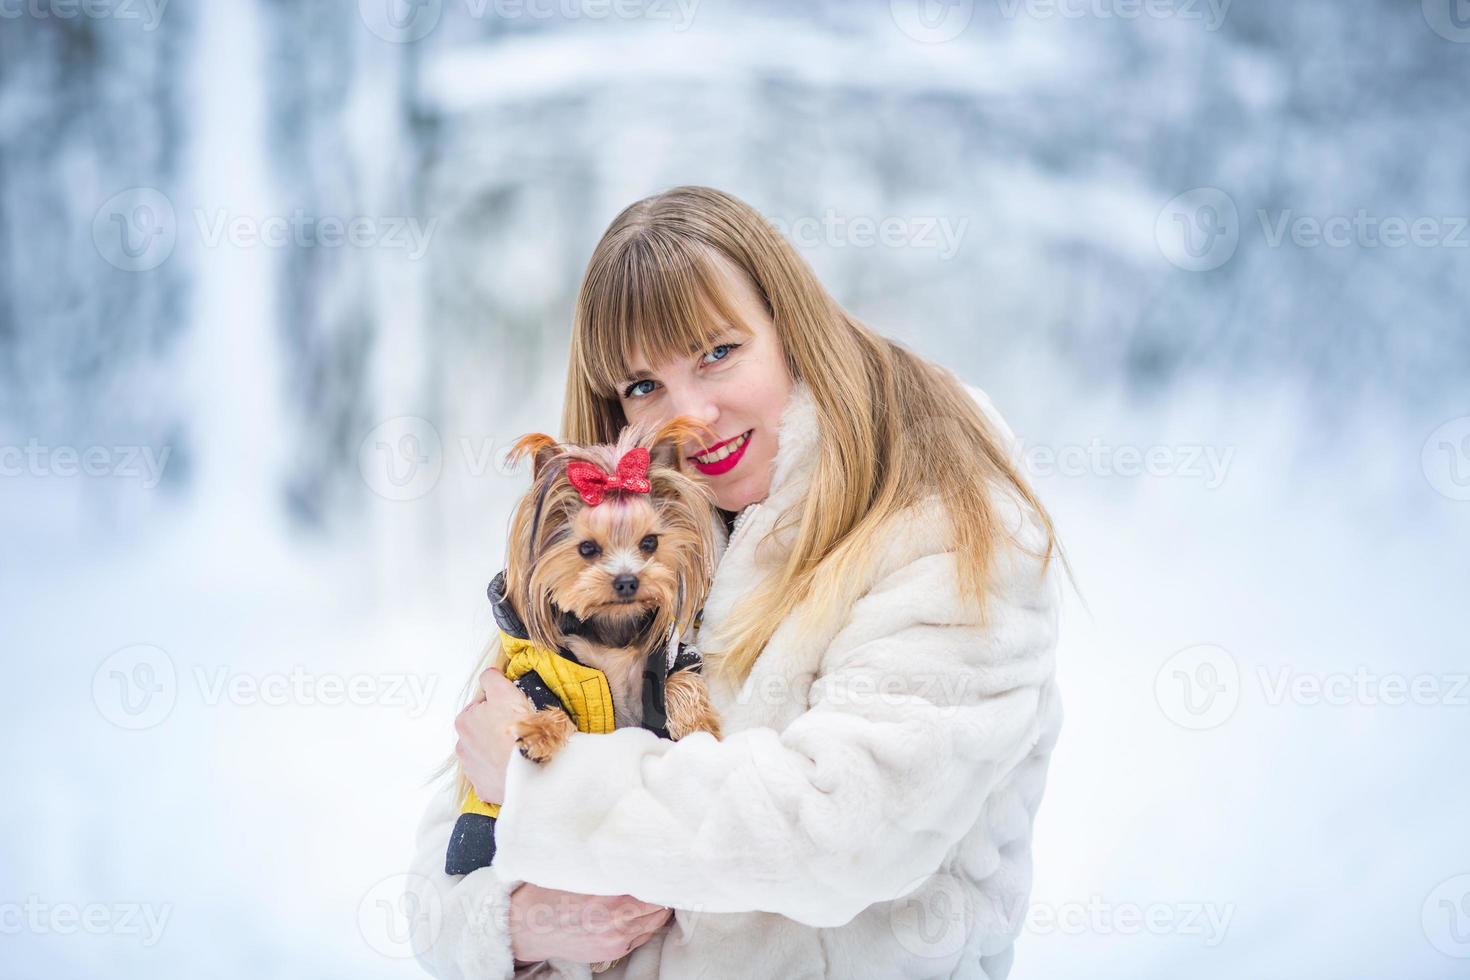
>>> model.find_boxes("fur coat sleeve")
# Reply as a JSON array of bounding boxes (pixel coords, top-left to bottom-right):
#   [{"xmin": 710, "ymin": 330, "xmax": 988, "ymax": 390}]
[
  {"xmin": 490, "ymin": 486, "xmax": 1061, "ymax": 931},
  {"xmin": 406, "ymin": 777, "xmax": 531, "ymax": 979}
]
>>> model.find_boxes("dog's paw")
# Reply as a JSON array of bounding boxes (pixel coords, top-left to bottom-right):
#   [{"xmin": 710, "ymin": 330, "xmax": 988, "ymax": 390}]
[
  {"xmin": 664, "ymin": 670, "xmax": 722, "ymax": 741},
  {"xmin": 513, "ymin": 707, "xmax": 577, "ymax": 763}
]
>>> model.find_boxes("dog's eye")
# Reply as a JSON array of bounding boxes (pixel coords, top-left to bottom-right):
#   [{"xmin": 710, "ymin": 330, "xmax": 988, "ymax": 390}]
[
  {"xmin": 578, "ymin": 540, "xmax": 601, "ymax": 559},
  {"xmin": 639, "ymin": 534, "xmax": 658, "ymax": 554}
]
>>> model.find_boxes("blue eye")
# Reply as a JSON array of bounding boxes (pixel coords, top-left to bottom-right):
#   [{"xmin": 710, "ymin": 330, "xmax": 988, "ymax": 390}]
[
  {"xmin": 702, "ymin": 343, "xmax": 740, "ymax": 365},
  {"xmin": 622, "ymin": 343, "xmax": 740, "ymax": 400}
]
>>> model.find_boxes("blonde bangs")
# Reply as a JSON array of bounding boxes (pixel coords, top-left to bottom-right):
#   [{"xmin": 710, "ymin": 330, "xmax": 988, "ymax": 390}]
[{"xmin": 575, "ymin": 233, "xmax": 753, "ymax": 400}]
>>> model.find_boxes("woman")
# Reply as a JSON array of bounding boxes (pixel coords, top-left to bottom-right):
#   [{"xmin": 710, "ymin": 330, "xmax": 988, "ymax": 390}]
[{"xmin": 409, "ymin": 186, "xmax": 1065, "ymax": 979}]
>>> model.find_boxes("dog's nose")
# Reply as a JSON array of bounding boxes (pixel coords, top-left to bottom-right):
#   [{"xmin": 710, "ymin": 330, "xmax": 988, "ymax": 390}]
[{"xmin": 612, "ymin": 574, "xmax": 639, "ymax": 598}]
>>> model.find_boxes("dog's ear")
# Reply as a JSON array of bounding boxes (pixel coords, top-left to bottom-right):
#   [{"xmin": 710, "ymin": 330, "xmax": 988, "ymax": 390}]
[
  {"xmin": 648, "ymin": 416, "xmax": 718, "ymax": 473},
  {"xmin": 505, "ymin": 433, "xmax": 562, "ymax": 481}
]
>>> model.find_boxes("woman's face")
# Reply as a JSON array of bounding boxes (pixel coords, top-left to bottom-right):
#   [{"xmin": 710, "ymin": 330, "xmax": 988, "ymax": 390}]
[{"xmin": 617, "ymin": 255, "xmax": 794, "ymax": 512}]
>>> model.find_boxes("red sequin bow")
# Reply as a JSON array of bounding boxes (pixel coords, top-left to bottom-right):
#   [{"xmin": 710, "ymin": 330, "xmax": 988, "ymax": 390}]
[{"xmin": 565, "ymin": 448, "xmax": 652, "ymax": 506}]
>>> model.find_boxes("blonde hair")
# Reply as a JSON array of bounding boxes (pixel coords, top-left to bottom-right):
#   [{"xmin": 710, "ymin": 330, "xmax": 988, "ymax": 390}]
[{"xmin": 564, "ymin": 185, "xmax": 1065, "ymax": 686}]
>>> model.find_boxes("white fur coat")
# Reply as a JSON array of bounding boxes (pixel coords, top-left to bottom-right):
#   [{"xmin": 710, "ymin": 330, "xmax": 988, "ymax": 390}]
[{"xmin": 408, "ymin": 379, "xmax": 1063, "ymax": 980}]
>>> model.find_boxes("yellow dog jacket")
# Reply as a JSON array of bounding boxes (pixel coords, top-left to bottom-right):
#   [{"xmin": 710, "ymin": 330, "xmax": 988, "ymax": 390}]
[
  {"xmin": 456, "ymin": 633, "xmax": 618, "ymax": 824},
  {"xmin": 445, "ymin": 570, "xmax": 703, "ymax": 876}
]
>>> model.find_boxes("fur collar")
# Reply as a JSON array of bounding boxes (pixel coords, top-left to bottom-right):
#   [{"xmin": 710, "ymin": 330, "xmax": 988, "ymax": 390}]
[
  {"xmin": 765, "ymin": 378, "xmax": 821, "ymax": 502},
  {"xmin": 693, "ymin": 379, "xmax": 822, "ymax": 683}
]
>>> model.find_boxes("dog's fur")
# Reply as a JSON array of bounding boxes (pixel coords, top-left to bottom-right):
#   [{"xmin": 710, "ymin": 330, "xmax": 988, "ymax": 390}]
[{"xmin": 499, "ymin": 417, "xmax": 724, "ymax": 765}]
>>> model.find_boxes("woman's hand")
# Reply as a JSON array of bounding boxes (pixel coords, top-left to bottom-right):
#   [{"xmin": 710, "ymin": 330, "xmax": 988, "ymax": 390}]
[
  {"xmin": 454, "ymin": 667, "xmax": 533, "ymax": 806},
  {"xmin": 509, "ymin": 883, "xmax": 672, "ymax": 965}
]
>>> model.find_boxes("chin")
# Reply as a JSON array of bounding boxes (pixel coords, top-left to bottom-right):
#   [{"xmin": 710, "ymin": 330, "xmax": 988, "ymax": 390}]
[
  {"xmin": 596, "ymin": 599, "xmax": 657, "ymax": 620},
  {"xmin": 718, "ymin": 481, "xmax": 766, "ymax": 512}
]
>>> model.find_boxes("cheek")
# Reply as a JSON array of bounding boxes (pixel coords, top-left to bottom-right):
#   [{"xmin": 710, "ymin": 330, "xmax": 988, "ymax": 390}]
[{"xmin": 624, "ymin": 398, "xmax": 676, "ymax": 430}]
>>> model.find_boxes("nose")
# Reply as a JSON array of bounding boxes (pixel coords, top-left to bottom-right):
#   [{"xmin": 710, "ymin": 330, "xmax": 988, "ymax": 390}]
[
  {"xmin": 664, "ymin": 382, "xmax": 718, "ymax": 430},
  {"xmin": 612, "ymin": 574, "xmax": 639, "ymax": 598}
]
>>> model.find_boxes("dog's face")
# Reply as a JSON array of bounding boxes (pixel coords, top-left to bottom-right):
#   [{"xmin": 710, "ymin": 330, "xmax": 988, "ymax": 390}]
[
  {"xmin": 504, "ymin": 418, "xmax": 721, "ymax": 653},
  {"xmin": 534, "ymin": 494, "xmax": 701, "ymax": 626}
]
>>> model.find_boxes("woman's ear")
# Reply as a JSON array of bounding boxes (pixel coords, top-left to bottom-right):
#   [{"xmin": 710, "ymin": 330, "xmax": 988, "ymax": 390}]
[
  {"xmin": 505, "ymin": 433, "xmax": 562, "ymax": 481},
  {"xmin": 648, "ymin": 416, "xmax": 718, "ymax": 473}
]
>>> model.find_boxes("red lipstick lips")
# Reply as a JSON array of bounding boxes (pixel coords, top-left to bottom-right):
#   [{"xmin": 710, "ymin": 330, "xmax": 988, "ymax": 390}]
[{"xmin": 689, "ymin": 429, "xmax": 753, "ymax": 477}]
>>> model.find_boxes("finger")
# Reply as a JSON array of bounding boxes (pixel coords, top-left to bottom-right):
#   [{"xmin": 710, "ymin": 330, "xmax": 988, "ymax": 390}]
[
  {"xmin": 626, "ymin": 903, "xmax": 670, "ymax": 922},
  {"xmin": 454, "ymin": 700, "xmax": 485, "ymax": 736},
  {"xmin": 631, "ymin": 912, "xmax": 671, "ymax": 942},
  {"xmin": 622, "ymin": 906, "xmax": 672, "ymax": 933},
  {"xmin": 625, "ymin": 915, "xmax": 667, "ymax": 954},
  {"xmin": 619, "ymin": 897, "xmax": 668, "ymax": 916}
]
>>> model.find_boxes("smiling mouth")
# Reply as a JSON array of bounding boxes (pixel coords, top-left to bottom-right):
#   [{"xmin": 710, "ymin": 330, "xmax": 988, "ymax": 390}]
[{"xmin": 689, "ymin": 429, "xmax": 753, "ymax": 465}]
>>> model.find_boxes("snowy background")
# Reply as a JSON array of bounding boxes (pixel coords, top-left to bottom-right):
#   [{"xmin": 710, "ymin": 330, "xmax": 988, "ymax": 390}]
[{"xmin": 2, "ymin": 0, "xmax": 1467, "ymax": 976}]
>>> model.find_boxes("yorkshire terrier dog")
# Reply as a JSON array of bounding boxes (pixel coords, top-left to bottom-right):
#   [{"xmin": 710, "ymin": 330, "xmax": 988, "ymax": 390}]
[
  {"xmin": 497, "ymin": 416, "xmax": 725, "ymax": 757},
  {"xmin": 446, "ymin": 417, "xmax": 726, "ymax": 968}
]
